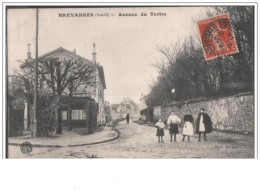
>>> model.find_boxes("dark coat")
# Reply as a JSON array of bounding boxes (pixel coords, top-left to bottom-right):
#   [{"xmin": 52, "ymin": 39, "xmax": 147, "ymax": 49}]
[
  {"xmin": 183, "ymin": 114, "xmax": 194, "ymax": 123},
  {"xmin": 196, "ymin": 113, "xmax": 213, "ymax": 134},
  {"xmin": 126, "ymin": 114, "xmax": 130, "ymax": 120}
]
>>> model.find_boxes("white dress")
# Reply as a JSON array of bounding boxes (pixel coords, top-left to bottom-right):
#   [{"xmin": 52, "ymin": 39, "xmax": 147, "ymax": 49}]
[
  {"xmin": 199, "ymin": 115, "xmax": 206, "ymax": 132},
  {"xmin": 183, "ymin": 122, "xmax": 194, "ymax": 136}
]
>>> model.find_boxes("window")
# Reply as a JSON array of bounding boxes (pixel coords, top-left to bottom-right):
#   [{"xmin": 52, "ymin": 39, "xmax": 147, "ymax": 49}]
[
  {"xmin": 62, "ymin": 111, "xmax": 67, "ymax": 120},
  {"xmin": 72, "ymin": 110, "xmax": 86, "ymax": 120}
]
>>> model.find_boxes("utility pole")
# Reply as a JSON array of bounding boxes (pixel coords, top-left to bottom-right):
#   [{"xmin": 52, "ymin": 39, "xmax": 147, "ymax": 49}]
[{"xmin": 33, "ymin": 8, "xmax": 39, "ymax": 137}]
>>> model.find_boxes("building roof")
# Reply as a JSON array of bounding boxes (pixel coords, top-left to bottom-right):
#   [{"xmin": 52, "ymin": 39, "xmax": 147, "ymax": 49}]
[
  {"xmin": 37, "ymin": 47, "xmax": 106, "ymax": 89},
  {"xmin": 38, "ymin": 47, "xmax": 93, "ymax": 64}
]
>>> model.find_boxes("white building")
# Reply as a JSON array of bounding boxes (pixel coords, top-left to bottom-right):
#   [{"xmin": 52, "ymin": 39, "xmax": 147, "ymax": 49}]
[
  {"xmin": 25, "ymin": 44, "xmax": 107, "ymax": 126},
  {"xmin": 139, "ymin": 94, "xmax": 147, "ymax": 111}
]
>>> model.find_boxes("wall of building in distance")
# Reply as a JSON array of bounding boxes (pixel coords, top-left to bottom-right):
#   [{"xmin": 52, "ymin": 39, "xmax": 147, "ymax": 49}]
[
  {"xmin": 93, "ymin": 74, "xmax": 106, "ymax": 126},
  {"xmin": 153, "ymin": 92, "xmax": 254, "ymax": 133}
]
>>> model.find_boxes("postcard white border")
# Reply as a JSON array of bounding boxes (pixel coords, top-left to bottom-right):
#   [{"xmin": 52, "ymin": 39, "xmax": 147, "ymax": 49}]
[{"xmin": 1, "ymin": 1, "xmax": 259, "ymax": 192}]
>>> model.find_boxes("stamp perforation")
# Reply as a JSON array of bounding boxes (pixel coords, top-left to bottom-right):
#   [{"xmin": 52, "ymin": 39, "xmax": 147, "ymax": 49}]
[{"xmin": 196, "ymin": 13, "xmax": 239, "ymax": 60}]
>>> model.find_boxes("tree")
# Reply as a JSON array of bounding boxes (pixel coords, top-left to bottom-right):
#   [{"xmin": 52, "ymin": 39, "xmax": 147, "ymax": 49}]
[
  {"xmin": 211, "ymin": 6, "xmax": 254, "ymax": 87},
  {"xmin": 146, "ymin": 6, "xmax": 254, "ymax": 108},
  {"xmin": 8, "ymin": 75, "xmax": 27, "ymax": 136},
  {"xmin": 19, "ymin": 57, "xmax": 97, "ymax": 134}
]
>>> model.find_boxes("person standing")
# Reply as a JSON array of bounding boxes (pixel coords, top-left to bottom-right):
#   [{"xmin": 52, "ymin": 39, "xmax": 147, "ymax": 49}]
[
  {"xmin": 167, "ymin": 111, "xmax": 181, "ymax": 142},
  {"xmin": 155, "ymin": 118, "xmax": 165, "ymax": 143},
  {"xmin": 196, "ymin": 108, "xmax": 213, "ymax": 142},
  {"xmin": 126, "ymin": 113, "xmax": 130, "ymax": 124},
  {"xmin": 182, "ymin": 110, "xmax": 194, "ymax": 142}
]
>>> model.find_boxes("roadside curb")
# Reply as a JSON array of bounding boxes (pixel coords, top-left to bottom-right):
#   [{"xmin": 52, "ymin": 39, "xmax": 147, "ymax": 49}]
[
  {"xmin": 68, "ymin": 128, "xmax": 120, "ymax": 147},
  {"xmin": 8, "ymin": 143, "xmax": 64, "ymax": 148},
  {"xmin": 8, "ymin": 128, "xmax": 120, "ymax": 148}
]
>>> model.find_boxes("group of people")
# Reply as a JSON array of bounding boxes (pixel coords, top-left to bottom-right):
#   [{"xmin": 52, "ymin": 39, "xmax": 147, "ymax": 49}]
[{"xmin": 155, "ymin": 108, "xmax": 212, "ymax": 143}]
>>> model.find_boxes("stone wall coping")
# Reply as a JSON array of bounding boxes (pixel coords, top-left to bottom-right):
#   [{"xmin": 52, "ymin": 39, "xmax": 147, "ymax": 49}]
[{"xmin": 154, "ymin": 91, "xmax": 253, "ymax": 109}]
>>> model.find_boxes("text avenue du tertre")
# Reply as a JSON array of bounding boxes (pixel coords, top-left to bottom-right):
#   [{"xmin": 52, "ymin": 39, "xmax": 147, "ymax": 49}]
[{"xmin": 58, "ymin": 12, "xmax": 167, "ymax": 17}]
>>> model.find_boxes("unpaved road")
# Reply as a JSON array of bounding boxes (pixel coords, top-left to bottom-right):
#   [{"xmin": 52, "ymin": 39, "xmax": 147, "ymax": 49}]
[{"xmin": 8, "ymin": 120, "xmax": 254, "ymax": 158}]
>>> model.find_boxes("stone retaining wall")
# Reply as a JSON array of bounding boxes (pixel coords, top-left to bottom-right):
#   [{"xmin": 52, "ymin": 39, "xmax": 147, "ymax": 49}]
[{"xmin": 153, "ymin": 92, "xmax": 254, "ymax": 133}]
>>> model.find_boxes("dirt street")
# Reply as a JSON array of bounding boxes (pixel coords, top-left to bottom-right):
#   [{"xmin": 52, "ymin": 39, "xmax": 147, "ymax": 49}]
[{"xmin": 8, "ymin": 120, "xmax": 254, "ymax": 158}]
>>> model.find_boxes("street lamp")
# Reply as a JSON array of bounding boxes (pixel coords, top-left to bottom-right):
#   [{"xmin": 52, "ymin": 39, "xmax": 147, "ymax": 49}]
[{"xmin": 171, "ymin": 88, "xmax": 176, "ymax": 103}]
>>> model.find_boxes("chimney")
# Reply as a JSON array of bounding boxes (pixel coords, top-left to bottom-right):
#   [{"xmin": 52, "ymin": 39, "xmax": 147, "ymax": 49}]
[
  {"xmin": 27, "ymin": 44, "xmax": 31, "ymax": 60},
  {"xmin": 92, "ymin": 43, "xmax": 96, "ymax": 63},
  {"xmin": 73, "ymin": 49, "xmax": 76, "ymax": 54}
]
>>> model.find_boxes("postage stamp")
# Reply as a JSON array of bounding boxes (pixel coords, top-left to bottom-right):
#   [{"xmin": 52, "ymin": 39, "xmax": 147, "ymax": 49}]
[{"xmin": 197, "ymin": 13, "xmax": 238, "ymax": 60}]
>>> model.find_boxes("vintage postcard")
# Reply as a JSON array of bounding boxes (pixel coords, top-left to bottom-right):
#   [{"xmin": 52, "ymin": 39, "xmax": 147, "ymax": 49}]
[{"xmin": 5, "ymin": 5, "xmax": 256, "ymax": 159}]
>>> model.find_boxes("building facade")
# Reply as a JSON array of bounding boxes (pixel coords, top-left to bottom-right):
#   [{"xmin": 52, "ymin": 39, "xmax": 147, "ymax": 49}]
[
  {"xmin": 109, "ymin": 103, "xmax": 137, "ymax": 120},
  {"xmin": 24, "ymin": 44, "xmax": 107, "ymax": 129}
]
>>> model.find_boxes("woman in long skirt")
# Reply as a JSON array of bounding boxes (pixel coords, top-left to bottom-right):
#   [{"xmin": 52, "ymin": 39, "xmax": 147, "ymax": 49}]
[
  {"xmin": 182, "ymin": 110, "xmax": 194, "ymax": 142},
  {"xmin": 155, "ymin": 119, "xmax": 165, "ymax": 143}
]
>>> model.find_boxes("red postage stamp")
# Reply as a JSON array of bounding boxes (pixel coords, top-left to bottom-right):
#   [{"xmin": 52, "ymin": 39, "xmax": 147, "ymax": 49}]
[{"xmin": 197, "ymin": 14, "xmax": 238, "ymax": 60}]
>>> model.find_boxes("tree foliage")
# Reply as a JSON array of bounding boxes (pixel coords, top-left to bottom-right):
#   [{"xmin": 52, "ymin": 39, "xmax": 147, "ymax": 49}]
[
  {"xmin": 13, "ymin": 57, "xmax": 97, "ymax": 135},
  {"xmin": 146, "ymin": 6, "xmax": 254, "ymax": 108}
]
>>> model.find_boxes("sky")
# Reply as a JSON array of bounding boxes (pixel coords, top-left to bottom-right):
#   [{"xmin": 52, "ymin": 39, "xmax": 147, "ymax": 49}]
[{"xmin": 7, "ymin": 7, "xmax": 207, "ymax": 104}]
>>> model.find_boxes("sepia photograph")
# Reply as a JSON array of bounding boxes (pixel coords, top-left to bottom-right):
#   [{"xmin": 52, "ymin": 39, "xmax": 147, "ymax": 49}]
[{"xmin": 5, "ymin": 5, "xmax": 255, "ymax": 159}]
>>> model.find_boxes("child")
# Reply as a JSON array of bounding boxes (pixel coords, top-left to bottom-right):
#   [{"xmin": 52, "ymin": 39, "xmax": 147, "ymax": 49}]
[{"xmin": 155, "ymin": 118, "xmax": 165, "ymax": 143}]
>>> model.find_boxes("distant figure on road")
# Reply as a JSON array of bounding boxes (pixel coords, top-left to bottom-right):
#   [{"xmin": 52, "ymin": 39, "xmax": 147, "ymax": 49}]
[
  {"xmin": 167, "ymin": 111, "xmax": 181, "ymax": 142},
  {"xmin": 182, "ymin": 110, "xmax": 194, "ymax": 142},
  {"xmin": 155, "ymin": 118, "xmax": 165, "ymax": 143},
  {"xmin": 196, "ymin": 108, "xmax": 213, "ymax": 142},
  {"xmin": 126, "ymin": 113, "xmax": 130, "ymax": 124}
]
